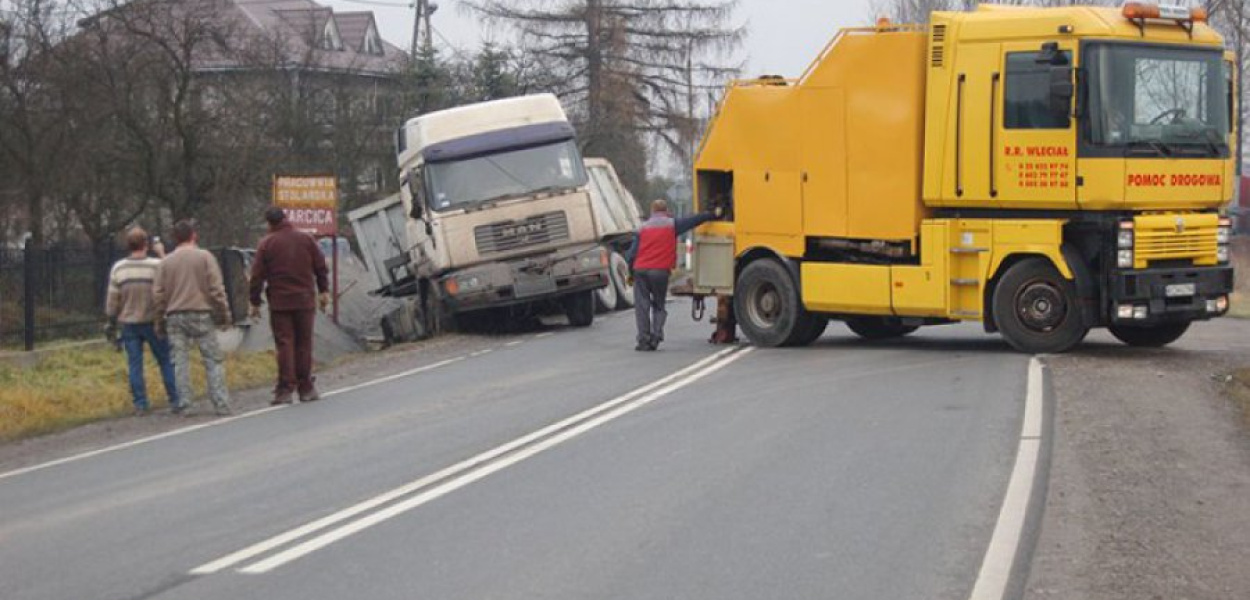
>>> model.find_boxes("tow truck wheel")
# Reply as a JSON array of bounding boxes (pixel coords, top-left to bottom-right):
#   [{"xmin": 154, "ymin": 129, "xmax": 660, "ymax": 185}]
[
  {"xmin": 610, "ymin": 252, "xmax": 635, "ymax": 310},
  {"xmin": 789, "ymin": 316, "xmax": 830, "ymax": 346},
  {"xmin": 845, "ymin": 317, "xmax": 919, "ymax": 340},
  {"xmin": 1108, "ymin": 322, "xmax": 1191, "ymax": 348},
  {"xmin": 992, "ymin": 258, "xmax": 1088, "ymax": 354},
  {"xmin": 734, "ymin": 259, "xmax": 819, "ymax": 347},
  {"xmin": 564, "ymin": 290, "xmax": 596, "ymax": 327}
]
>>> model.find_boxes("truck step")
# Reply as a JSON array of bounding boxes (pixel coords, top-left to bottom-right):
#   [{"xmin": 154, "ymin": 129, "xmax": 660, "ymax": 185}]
[
  {"xmin": 950, "ymin": 278, "xmax": 979, "ymax": 287},
  {"xmin": 950, "ymin": 247, "xmax": 988, "ymax": 254}
]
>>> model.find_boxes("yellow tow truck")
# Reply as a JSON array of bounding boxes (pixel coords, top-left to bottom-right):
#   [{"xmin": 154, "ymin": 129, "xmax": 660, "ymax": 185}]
[{"xmin": 689, "ymin": 3, "xmax": 1236, "ymax": 353}]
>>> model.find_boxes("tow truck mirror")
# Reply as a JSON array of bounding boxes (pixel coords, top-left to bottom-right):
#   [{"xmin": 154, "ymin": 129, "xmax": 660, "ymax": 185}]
[{"xmin": 1049, "ymin": 66, "xmax": 1074, "ymax": 117}]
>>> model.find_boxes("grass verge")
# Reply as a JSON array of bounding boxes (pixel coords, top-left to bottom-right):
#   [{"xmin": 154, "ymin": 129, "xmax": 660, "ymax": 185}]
[{"xmin": 0, "ymin": 346, "xmax": 275, "ymax": 441}]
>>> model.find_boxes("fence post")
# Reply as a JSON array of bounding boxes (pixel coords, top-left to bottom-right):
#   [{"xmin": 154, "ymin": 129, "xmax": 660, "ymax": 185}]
[{"xmin": 23, "ymin": 237, "xmax": 36, "ymax": 351}]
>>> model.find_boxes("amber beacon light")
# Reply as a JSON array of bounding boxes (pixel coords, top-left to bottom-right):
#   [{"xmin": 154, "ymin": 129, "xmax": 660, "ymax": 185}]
[{"xmin": 1122, "ymin": 2, "xmax": 1207, "ymax": 23}]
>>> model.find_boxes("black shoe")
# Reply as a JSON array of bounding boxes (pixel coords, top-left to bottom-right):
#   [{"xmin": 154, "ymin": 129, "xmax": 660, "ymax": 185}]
[{"xmin": 635, "ymin": 343, "xmax": 649, "ymax": 352}]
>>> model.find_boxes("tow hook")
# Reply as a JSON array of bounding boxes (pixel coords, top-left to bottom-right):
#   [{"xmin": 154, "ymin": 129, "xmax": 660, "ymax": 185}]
[{"xmin": 692, "ymin": 295, "xmax": 707, "ymax": 321}]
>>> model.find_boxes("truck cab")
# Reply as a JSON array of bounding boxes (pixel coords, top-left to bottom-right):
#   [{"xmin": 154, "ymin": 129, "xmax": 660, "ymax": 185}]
[{"xmin": 393, "ymin": 94, "xmax": 609, "ymax": 330}]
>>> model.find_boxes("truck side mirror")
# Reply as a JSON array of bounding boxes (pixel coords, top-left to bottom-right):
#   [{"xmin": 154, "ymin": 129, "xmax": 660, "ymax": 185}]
[{"xmin": 1049, "ymin": 66, "xmax": 1074, "ymax": 117}]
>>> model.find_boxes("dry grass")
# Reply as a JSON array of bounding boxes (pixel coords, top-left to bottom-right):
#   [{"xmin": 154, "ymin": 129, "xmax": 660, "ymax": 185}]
[
  {"xmin": 0, "ymin": 346, "xmax": 275, "ymax": 441},
  {"xmin": 1229, "ymin": 238, "xmax": 1250, "ymax": 319}
]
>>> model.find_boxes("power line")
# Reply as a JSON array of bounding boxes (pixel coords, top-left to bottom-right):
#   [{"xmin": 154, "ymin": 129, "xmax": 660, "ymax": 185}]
[
  {"xmin": 431, "ymin": 24, "xmax": 471, "ymax": 61},
  {"xmin": 335, "ymin": 0, "xmax": 413, "ymax": 8}
]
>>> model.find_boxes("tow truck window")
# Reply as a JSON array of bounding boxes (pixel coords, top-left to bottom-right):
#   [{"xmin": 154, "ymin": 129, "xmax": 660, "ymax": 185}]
[
  {"xmin": 1085, "ymin": 43, "xmax": 1229, "ymax": 157},
  {"xmin": 1005, "ymin": 51, "xmax": 1072, "ymax": 129}
]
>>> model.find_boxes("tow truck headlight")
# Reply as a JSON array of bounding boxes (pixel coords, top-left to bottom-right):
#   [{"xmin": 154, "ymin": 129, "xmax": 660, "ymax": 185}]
[
  {"xmin": 1217, "ymin": 222, "xmax": 1232, "ymax": 245},
  {"xmin": 1207, "ymin": 296, "xmax": 1229, "ymax": 314},
  {"xmin": 1117, "ymin": 229, "xmax": 1134, "ymax": 249},
  {"xmin": 1217, "ymin": 245, "xmax": 1230, "ymax": 264},
  {"xmin": 1133, "ymin": 305, "xmax": 1149, "ymax": 320},
  {"xmin": 1117, "ymin": 304, "xmax": 1135, "ymax": 319},
  {"xmin": 1117, "ymin": 249, "xmax": 1135, "ymax": 269}
]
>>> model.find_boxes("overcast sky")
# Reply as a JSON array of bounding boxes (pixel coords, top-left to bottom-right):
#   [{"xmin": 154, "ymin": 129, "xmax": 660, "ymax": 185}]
[{"xmin": 325, "ymin": 0, "xmax": 878, "ymax": 77}]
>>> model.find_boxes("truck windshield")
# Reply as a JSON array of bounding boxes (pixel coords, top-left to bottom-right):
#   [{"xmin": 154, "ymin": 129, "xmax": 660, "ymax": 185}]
[
  {"xmin": 424, "ymin": 140, "xmax": 588, "ymax": 211},
  {"xmin": 1085, "ymin": 43, "xmax": 1230, "ymax": 158}
]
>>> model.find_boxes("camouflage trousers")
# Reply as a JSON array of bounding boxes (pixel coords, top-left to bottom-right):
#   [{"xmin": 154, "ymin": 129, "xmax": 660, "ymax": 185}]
[{"xmin": 166, "ymin": 312, "xmax": 231, "ymax": 413}]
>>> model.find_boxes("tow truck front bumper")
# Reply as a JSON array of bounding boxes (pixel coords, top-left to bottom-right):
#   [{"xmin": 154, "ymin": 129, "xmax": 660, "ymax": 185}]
[{"xmin": 1108, "ymin": 265, "xmax": 1234, "ymax": 325}]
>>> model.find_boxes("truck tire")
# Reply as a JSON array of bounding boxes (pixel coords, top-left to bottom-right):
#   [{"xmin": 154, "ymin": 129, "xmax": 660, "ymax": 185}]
[
  {"xmin": 991, "ymin": 258, "xmax": 1088, "ymax": 354},
  {"xmin": 1108, "ymin": 322, "xmax": 1190, "ymax": 347},
  {"xmin": 734, "ymin": 259, "xmax": 821, "ymax": 347},
  {"xmin": 595, "ymin": 270, "xmax": 618, "ymax": 313},
  {"xmin": 610, "ymin": 252, "xmax": 635, "ymax": 309},
  {"xmin": 846, "ymin": 317, "xmax": 919, "ymax": 340},
  {"xmin": 564, "ymin": 290, "xmax": 596, "ymax": 327},
  {"xmin": 789, "ymin": 315, "xmax": 830, "ymax": 346}
]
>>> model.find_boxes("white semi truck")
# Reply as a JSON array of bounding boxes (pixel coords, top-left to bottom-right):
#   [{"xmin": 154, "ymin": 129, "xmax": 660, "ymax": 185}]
[{"xmin": 349, "ymin": 94, "xmax": 638, "ymax": 341}]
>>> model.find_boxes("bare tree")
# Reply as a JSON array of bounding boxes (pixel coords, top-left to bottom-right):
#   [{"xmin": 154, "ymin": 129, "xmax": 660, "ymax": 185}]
[{"xmin": 462, "ymin": 0, "xmax": 745, "ymax": 196}]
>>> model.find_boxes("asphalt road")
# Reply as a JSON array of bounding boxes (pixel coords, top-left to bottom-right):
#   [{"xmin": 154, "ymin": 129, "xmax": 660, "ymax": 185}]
[{"xmin": 0, "ymin": 311, "xmax": 1033, "ymax": 600}]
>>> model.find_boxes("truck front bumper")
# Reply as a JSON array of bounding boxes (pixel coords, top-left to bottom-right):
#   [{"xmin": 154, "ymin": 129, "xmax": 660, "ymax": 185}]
[
  {"xmin": 1108, "ymin": 265, "xmax": 1234, "ymax": 325},
  {"xmin": 441, "ymin": 245, "xmax": 609, "ymax": 313}
]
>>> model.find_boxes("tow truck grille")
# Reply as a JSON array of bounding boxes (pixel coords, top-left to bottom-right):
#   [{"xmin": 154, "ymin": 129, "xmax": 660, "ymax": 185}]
[
  {"xmin": 475, "ymin": 211, "xmax": 569, "ymax": 255},
  {"xmin": 1133, "ymin": 214, "xmax": 1219, "ymax": 269}
]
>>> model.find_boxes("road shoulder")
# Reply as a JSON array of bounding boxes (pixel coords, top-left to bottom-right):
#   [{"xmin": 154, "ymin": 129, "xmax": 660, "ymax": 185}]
[
  {"xmin": 0, "ymin": 332, "xmax": 511, "ymax": 475},
  {"xmin": 1023, "ymin": 321, "xmax": 1250, "ymax": 600}
]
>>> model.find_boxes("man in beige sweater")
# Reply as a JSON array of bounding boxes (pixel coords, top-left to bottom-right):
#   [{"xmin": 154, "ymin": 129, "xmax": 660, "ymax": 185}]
[
  {"xmin": 153, "ymin": 220, "xmax": 233, "ymax": 416},
  {"xmin": 106, "ymin": 227, "xmax": 176, "ymax": 414}
]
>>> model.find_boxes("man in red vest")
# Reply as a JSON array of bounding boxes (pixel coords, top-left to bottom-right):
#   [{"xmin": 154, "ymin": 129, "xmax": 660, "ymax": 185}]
[{"xmin": 625, "ymin": 199, "xmax": 716, "ymax": 351}]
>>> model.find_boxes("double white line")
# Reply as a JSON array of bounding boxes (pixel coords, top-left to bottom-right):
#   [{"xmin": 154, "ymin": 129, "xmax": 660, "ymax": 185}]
[{"xmin": 192, "ymin": 345, "xmax": 753, "ymax": 576}]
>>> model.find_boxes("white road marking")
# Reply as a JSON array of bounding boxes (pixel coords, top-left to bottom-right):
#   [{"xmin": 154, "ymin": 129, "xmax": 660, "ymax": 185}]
[
  {"xmin": 239, "ymin": 347, "xmax": 752, "ymax": 574},
  {"xmin": 967, "ymin": 357, "xmax": 1047, "ymax": 600},
  {"xmin": 503, "ymin": 340, "xmax": 524, "ymax": 348},
  {"xmin": 0, "ymin": 406, "xmax": 288, "ymax": 483},
  {"xmin": 321, "ymin": 357, "xmax": 465, "ymax": 399},
  {"xmin": 535, "ymin": 332, "xmax": 554, "ymax": 339},
  {"xmin": 469, "ymin": 349, "xmax": 494, "ymax": 358},
  {"xmin": 0, "ymin": 355, "xmax": 474, "ymax": 483},
  {"xmin": 190, "ymin": 346, "xmax": 745, "ymax": 575}
]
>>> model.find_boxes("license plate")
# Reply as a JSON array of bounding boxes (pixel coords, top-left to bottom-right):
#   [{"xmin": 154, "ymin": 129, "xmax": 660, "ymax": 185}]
[{"xmin": 1165, "ymin": 283, "xmax": 1196, "ymax": 298}]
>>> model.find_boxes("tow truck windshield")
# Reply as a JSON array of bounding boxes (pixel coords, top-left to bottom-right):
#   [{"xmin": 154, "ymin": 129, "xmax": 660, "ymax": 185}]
[
  {"xmin": 425, "ymin": 140, "xmax": 588, "ymax": 211},
  {"xmin": 1085, "ymin": 43, "xmax": 1231, "ymax": 158}
]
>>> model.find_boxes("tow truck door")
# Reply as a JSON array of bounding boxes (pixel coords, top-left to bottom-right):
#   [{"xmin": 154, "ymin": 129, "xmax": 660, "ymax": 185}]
[{"xmin": 994, "ymin": 41, "xmax": 1078, "ymax": 208}]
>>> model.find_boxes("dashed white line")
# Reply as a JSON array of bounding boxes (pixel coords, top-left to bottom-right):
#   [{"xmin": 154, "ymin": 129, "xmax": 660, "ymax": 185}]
[
  {"xmin": 504, "ymin": 340, "xmax": 524, "ymax": 348},
  {"xmin": 967, "ymin": 357, "xmax": 1047, "ymax": 600}
]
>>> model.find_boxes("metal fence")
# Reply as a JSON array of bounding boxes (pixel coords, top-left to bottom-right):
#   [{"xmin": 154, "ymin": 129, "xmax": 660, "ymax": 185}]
[{"xmin": 0, "ymin": 242, "xmax": 251, "ymax": 351}]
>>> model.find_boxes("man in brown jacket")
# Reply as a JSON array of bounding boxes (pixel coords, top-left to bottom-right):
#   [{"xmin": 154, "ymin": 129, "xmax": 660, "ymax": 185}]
[
  {"xmin": 153, "ymin": 219, "xmax": 233, "ymax": 416},
  {"xmin": 249, "ymin": 207, "xmax": 330, "ymax": 405}
]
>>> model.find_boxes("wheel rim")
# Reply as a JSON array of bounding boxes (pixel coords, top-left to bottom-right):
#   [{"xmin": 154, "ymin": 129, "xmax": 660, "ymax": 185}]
[
  {"xmin": 746, "ymin": 281, "xmax": 782, "ymax": 329},
  {"xmin": 1014, "ymin": 279, "xmax": 1068, "ymax": 333}
]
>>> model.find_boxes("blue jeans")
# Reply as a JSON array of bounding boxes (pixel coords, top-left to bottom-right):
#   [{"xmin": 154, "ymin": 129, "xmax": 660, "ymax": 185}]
[{"xmin": 121, "ymin": 323, "xmax": 178, "ymax": 410}]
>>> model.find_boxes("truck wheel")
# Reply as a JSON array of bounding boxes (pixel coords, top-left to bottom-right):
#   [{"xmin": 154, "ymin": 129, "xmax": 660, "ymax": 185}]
[
  {"xmin": 610, "ymin": 252, "xmax": 635, "ymax": 309},
  {"xmin": 594, "ymin": 269, "xmax": 618, "ymax": 313},
  {"xmin": 992, "ymin": 258, "xmax": 1088, "ymax": 354},
  {"xmin": 789, "ymin": 316, "xmax": 830, "ymax": 346},
  {"xmin": 564, "ymin": 291, "xmax": 596, "ymax": 327},
  {"xmin": 846, "ymin": 317, "xmax": 918, "ymax": 340},
  {"xmin": 1108, "ymin": 322, "xmax": 1190, "ymax": 348},
  {"xmin": 734, "ymin": 259, "xmax": 820, "ymax": 347}
]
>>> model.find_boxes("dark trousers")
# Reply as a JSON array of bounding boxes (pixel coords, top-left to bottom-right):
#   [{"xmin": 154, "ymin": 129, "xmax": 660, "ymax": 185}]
[
  {"xmin": 121, "ymin": 323, "xmax": 177, "ymax": 410},
  {"xmin": 270, "ymin": 309, "xmax": 316, "ymax": 395},
  {"xmin": 633, "ymin": 269, "xmax": 670, "ymax": 345}
]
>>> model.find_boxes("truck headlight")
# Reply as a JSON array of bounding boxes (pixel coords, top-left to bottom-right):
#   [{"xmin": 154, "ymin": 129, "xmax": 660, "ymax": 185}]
[
  {"xmin": 1218, "ymin": 217, "xmax": 1232, "ymax": 245},
  {"xmin": 1117, "ymin": 249, "xmax": 1134, "ymax": 269},
  {"xmin": 1217, "ymin": 245, "xmax": 1230, "ymax": 263},
  {"xmin": 1117, "ymin": 229, "xmax": 1134, "ymax": 249}
]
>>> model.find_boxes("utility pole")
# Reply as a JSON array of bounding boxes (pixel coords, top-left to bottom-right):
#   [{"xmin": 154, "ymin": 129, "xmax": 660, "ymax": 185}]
[{"xmin": 410, "ymin": 0, "xmax": 437, "ymax": 58}]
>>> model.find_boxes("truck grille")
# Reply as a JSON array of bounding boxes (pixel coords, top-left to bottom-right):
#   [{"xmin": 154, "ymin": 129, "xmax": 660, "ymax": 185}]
[
  {"xmin": 1133, "ymin": 214, "xmax": 1219, "ymax": 268},
  {"xmin": 475, "ymin": 211, "xmax": 570, "ymax": 255}
]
